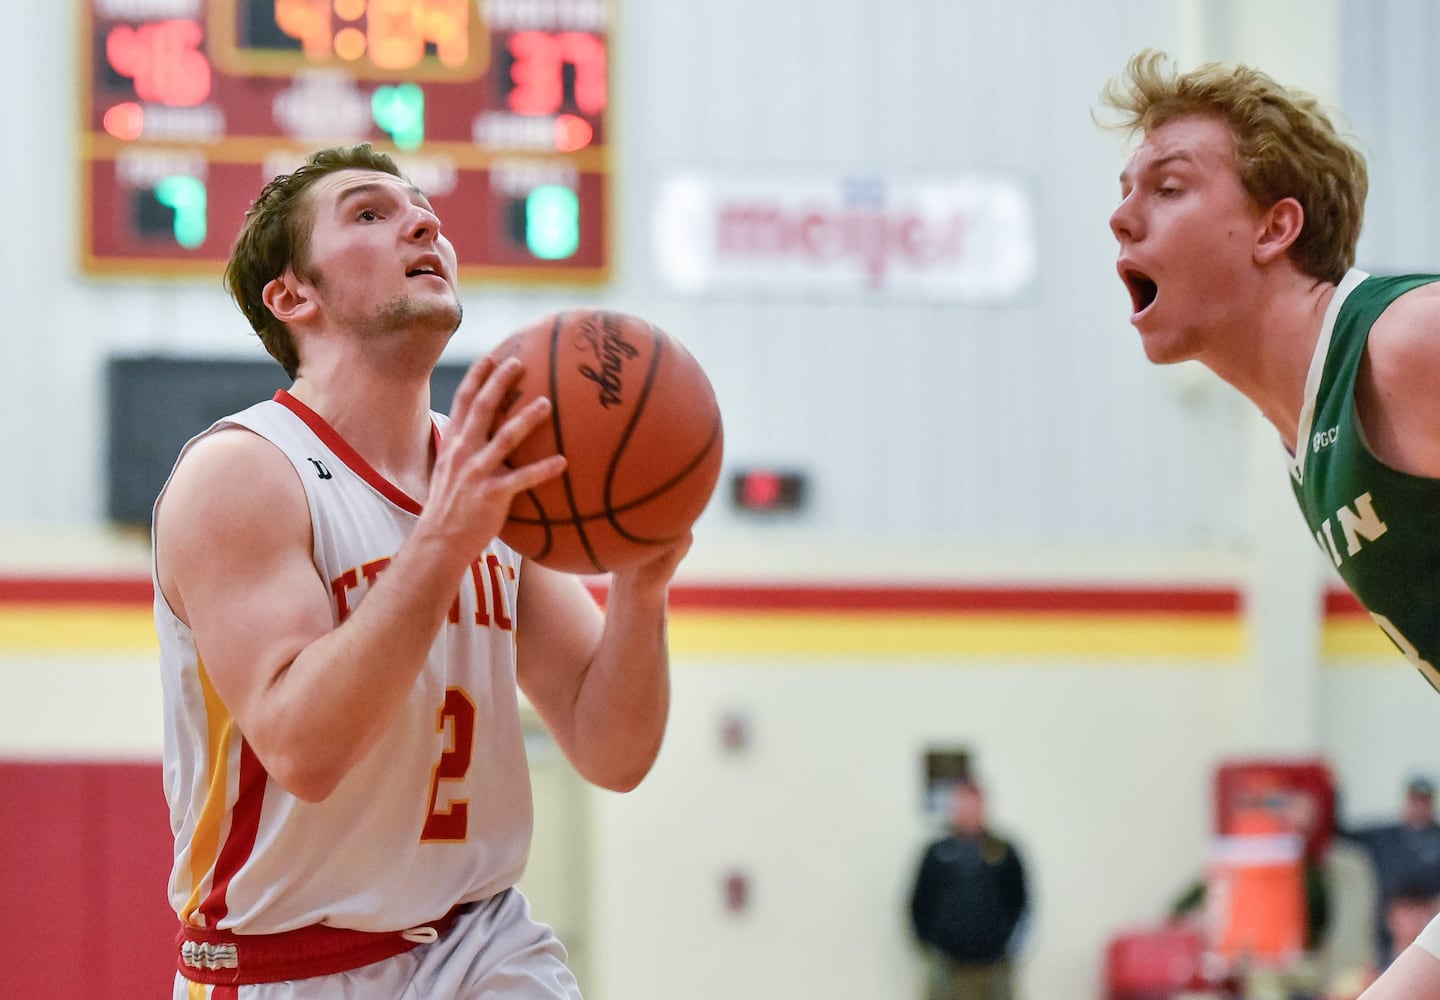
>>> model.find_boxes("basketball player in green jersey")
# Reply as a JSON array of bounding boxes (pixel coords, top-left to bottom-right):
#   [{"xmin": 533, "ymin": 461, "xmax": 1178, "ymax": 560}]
[{"xmin": 1100, "ymin": 51, "xmax": 1440, "ymax": 999}]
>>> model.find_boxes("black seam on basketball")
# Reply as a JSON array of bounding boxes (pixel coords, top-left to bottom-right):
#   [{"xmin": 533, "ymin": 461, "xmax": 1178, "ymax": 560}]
[
  {"xmin": 607, "ymin": 413, "xmax": 721, "ymax": 542},
  {"xmin": 551, "ymin": 311, "xmax": 606, "ymax": 573},
  {"xmin": 500, "ymin": 454, "xmax": 555, "ymax": 561},
  {"xmin": 601, "ymin": 320, "xmax": 664, "ymax": 539},
  {"xmin": 505, "ymin": 412, "xmax": 721, "ymax": 540},
  {"xmin": 515, "ymin": 486, "xmax": 555, "ymax": 561}
]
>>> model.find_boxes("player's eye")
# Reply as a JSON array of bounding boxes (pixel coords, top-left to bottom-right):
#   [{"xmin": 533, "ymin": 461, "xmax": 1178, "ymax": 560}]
[{"xmin": 358, "ymin": 208, "xmax": 380, "ymax": 221}]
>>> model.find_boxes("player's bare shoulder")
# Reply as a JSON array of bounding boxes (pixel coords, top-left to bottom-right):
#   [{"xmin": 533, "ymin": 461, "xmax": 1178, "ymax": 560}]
[
  {"xmin": 155, "ymin": 427, "xmax": 311, "ymax": 623},
  {"xmin": 1359, "ymin": 281, "xmax": 1440, "ymax": 477},
  {"xmin": 1371, "ymin": 282, "xmax": 1440, "ymax": 354}
]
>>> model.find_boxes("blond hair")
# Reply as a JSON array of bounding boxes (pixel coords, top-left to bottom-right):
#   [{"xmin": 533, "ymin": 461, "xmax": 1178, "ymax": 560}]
[{"xmin": 1099, "ymin": 49, "xmax": 1367, "ymax": 284}]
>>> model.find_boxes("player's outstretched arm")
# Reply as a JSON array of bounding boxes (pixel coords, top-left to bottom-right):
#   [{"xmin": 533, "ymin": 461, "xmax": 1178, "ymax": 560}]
[
  {"xmin": 1360, "ymin": 941, "xmax": 1440, "ymax": 999},
  {"xmin": 516, "ymin": 539, "xmax": 687, "ymax": 792},
  {"xmin": 156, "ymin": 357, "xmax": 564, "ymax": 802}
]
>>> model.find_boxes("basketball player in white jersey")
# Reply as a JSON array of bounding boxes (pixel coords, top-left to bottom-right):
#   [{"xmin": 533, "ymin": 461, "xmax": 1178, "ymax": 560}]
[{"xmin": 153, "ymin": 144, "xmax": 684, "ymax": 998}]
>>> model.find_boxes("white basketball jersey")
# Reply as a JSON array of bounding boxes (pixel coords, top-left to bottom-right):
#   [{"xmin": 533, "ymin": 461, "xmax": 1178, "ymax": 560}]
[{"xmin": 154, "ymin": 390, "xmax": 532, "ymax": 934}]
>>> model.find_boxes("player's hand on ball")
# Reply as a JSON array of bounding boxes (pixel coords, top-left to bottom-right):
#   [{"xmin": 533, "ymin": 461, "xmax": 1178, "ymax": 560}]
[
  {"xmin": 609, "ymin": 532, "xmax": 692, "ymax": 590},
  {"xmin": 486, "ymin": 310, "xmax": 723, "ymax": 574},
  {"xmin": 423, "ymin": 355, "xmax": 566, "ymax": 556}
]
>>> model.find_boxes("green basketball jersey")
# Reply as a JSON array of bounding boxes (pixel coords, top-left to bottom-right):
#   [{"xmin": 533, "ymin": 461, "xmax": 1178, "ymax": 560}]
[{"xmin": 1289, "ymin": 269, "xmax": 1440, "ymax": 687}]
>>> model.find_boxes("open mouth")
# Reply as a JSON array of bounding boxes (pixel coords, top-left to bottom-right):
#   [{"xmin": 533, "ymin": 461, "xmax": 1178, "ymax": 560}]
[
  {"xmin": 406, "ymin": 266, "xmax": 441, "ymax": 279},
  {"xmin": 1121, "ymin": 268, "xmax": 1158, "ymax": 316}
]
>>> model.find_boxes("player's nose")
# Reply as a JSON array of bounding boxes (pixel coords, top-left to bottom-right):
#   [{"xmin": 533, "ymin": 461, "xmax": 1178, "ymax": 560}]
[
  {"xmin": 1109, "ymin": 195, "xmax": 1139, "ymax": 243},
  {"xmin": 407, "ymin": 204, "xmax": 443, "ymax": 243}
]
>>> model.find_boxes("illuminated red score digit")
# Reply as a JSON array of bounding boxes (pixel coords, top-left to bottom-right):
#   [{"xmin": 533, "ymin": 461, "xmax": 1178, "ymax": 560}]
[
  {"xmin": 506, "ymin": 31, "xmax": 606, "ymax": 116},
  {"xmin": 106, "ymin": 20, "xmax": 212, "ymax": 106}
]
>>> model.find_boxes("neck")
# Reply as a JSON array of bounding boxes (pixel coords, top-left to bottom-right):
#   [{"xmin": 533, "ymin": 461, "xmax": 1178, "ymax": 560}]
[
  {"xmin": 287, "ymin": 352, "xmax": 439, "ymax": 497},
  {"xmin": 1199, "ymin": 273, "xmax": 1340, "ymax": 453}
]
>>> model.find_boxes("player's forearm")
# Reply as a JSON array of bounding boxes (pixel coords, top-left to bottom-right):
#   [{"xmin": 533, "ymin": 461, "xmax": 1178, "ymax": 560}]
[
  {"xmin": 567, "ymin": 578, "xmax": 673, "ymax": 791},
  {"xmin": 253, "ymin": 530, "xmax": 477, "ymax": 801}
]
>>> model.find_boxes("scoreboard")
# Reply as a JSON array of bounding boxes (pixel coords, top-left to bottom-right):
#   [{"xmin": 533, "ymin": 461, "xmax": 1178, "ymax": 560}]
[{"xmin": 80, "ymin": 0, "xmax": 611, "ymax": 283}]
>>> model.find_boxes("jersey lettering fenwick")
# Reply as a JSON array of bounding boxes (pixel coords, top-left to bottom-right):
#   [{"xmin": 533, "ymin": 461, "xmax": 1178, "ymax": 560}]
[{"xmin": 1289, "ymin": 270, "xmax": 1440, "ymax": 690}]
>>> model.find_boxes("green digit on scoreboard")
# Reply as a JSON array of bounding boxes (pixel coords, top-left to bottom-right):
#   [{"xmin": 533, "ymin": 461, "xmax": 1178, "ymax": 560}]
[
  {"xmin": 526, "ymin": 185, "xmax": 579, "ymax": 260},
  {"xmin": 154, "ymin": 176, "xmax": 207, "ymax": 249}
]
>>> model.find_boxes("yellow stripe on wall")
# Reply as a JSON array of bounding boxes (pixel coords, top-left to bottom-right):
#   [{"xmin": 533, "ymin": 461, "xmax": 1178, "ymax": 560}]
[
  {"xmin": 0, "ymin": 606, "xmax": 1248, "ymax": 659},
  {"xmin": 1322, "ymin": 618, "xmax": 1407, "ymax": 661},
  {"xmin": 668, "ymin": 611, "xmax": 1245, "ymax": 659},
  {"xmin": 0, "ymin": 607, "xmax": 158, "ymax": 651}
]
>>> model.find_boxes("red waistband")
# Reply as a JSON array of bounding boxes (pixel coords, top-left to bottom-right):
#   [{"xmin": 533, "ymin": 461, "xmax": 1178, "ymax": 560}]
[{"xmin": 176, "ymin": 903, "xmax": 468, "ymax": 985}]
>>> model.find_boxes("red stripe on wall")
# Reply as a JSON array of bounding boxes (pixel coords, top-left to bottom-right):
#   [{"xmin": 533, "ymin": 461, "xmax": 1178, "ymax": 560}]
[
  {"xmin": 663, "ymin": 584, "xmax": 1242, "ymax": 614},
  {"xmin": 1324, "ymin": 588, "xmax": 1366, "ymax": 617},
  {"xmin": 0, "ymin": 574, "xmax": 1244, "ymax": 614},
  {"xmin": 0, "ymin": 576, "xmax": 153, "ymax": 604}
]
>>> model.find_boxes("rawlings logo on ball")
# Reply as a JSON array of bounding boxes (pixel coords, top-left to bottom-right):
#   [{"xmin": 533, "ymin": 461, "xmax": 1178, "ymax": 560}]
[
  {"xmin": 489, "ymin": 309, "xmax": 723, "ymax": 574},
  {"xmin": 576, "ymin": 316, "xmax": 640, "ymax": 409}
]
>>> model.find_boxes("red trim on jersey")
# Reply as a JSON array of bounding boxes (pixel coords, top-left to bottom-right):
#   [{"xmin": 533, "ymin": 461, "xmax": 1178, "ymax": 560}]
[
  {"xmin": 177, "ymin": 903, "xmax": 466, "ymax": 985},
  {"xmin": 273, "ymin": 390, "xmax": 430, "ymax": 516},
  {"xmin": 198, "ymin": 740, "xmax": 267, "ymax": 929}
]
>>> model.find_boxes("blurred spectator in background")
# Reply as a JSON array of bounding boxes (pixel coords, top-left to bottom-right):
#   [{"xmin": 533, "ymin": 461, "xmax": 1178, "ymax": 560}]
[
  {"xmin": 1344, "ymin": 775, "xmax": 1440, "ymax": 967},
  {"xmin": 1384, "ymin": 878, "xmax": 1440, "ymax": 965},
  {"xmin": 908, "ymin": 778, "xmax": 1029, "ymax": 1000},
  {"xmin": 1324, "ymin": 878, "xmax": 1440, "ymax": 999}
]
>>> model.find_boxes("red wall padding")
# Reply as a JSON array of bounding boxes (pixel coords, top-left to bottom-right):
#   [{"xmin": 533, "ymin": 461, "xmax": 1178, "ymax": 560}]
[{"xmin": 0, "ymin": 761, "xmax": 175, "ymax": 996}]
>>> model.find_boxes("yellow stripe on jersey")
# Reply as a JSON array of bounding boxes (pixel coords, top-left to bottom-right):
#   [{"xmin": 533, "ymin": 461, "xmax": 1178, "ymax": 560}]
[{"xmin": 182, "ymin": 657, "xmax": 236, "ymax": 926}]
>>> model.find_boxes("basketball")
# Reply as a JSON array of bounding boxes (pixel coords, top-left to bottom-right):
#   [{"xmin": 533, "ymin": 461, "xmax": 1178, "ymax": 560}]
[{"xmin": 486, "ymin": 310, "xmax": 724, "ymax": 574}]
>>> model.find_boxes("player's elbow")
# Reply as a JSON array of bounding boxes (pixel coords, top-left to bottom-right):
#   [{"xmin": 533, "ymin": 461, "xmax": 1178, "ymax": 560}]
[
  {"xmin": 584, "ymin": 753, "xmax": 658, "ymax": 793},
  {"xmin": 593, "ymin": 768, "xmax": 650, "ymax": 794},
  {"xmin": 264, "ymin": 750, "xmax": 346, "ymax": 803}
]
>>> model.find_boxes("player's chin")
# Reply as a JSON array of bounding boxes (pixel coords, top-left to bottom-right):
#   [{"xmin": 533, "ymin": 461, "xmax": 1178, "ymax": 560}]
[
  {"xmin": 1136, "ymin": 330, "xmax": 1194, "ymax": 366},
  {"xmin": 413, "ymin": 295, "xmax": 463, "ymax": 334}
]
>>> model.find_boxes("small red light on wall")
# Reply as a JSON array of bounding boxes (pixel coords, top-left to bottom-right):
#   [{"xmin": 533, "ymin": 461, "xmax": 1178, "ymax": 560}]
[
  {"xmin": 730, "ymin": 469, "xmax": 806, "ymax": 513},
  {"xmin": 723, "ymin": 869, "xmax": 750, "ymax": 914}
]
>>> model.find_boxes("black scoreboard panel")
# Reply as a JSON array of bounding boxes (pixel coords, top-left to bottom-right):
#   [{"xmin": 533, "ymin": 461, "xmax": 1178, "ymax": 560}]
[{"xmin": 81, "ymin": 0, "xmax": 611, "ymax": 283}]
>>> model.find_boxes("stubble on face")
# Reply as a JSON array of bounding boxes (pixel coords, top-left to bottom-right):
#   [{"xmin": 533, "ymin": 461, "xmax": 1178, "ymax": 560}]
[
  {"xmin": 369, "ymin": 293, "xmax": 464, "ymax": 339},
  {"xmin": 313, "ymin": 270, "xmax": 464, "ymax": 344}
]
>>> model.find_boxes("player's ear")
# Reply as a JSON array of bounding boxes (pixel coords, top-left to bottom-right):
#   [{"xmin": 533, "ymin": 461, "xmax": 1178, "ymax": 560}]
[
  {"xmin": 262, "ymin": 269, "xmax": 318, "ymax": 325},
  {"xmin": 1254, "ymin": 197, "xmax": 1304, "ymax": 265}
]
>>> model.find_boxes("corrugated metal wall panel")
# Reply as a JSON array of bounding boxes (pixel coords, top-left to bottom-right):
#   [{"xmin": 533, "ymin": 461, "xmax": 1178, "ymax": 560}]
[
  {"xmin": 6, "ymin": 0, "xmax": 1263, "ymax": 555},
  {"xmin": 1343, "ymin": 0, "xmax": 1440, "ymax": 273}
]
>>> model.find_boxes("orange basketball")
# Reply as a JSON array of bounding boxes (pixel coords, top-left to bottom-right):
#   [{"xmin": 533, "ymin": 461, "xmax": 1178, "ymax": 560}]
[{"xmin": 486, "ymin": 310, "xmax": 724, "ymax": 574}]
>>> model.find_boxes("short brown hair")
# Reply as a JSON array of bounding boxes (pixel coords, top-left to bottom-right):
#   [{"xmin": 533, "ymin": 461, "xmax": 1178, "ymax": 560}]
[
  {"xmin": 1099, "ymin": 49, "xmax": 1367, "ymax": 284},
  {"xmin": 223, "ymin": 144, "xmax": 405, "ymax": 378}
]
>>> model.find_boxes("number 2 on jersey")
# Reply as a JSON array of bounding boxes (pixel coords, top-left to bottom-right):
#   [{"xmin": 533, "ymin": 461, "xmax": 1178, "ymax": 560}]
[{"xmin": 421, "ymin": 687, "xmax": 476, "ymax": 842}]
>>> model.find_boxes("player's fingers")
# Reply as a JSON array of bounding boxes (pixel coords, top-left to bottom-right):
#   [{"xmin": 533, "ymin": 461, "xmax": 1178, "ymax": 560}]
[
  {"xmin": 455, "ymin": 357, "xmax": 526, "ymax": 446},
  {"xmin": 499, "ymin": 454, "xmax": 568, "ymax": 497},
  {"xmin": 482, "ymin": 393, "xmax": 552, "ymax": 458},
  {"xmin": 604, "ymin": 534, "xmax": 690, "ymax": 586},
  {"xmin": 449, "ymin": 355, "xmax": 497, "ymax": 427}
]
